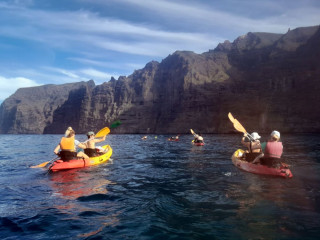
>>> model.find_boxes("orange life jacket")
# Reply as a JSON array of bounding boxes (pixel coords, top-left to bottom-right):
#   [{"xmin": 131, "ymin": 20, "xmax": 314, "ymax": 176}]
[
  {"xmin": 264, "ymin": 141, "xmax": 283, "ymax": 158},
  {"xmin": 60, "ymin": 136, "xmax": 75, "ymax": 151}
]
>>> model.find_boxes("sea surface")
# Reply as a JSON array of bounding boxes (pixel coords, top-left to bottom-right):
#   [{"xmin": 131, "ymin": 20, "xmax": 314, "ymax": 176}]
[{"xmin": 0, "ymin": 134, "xmax": 320, "ymax": 240}]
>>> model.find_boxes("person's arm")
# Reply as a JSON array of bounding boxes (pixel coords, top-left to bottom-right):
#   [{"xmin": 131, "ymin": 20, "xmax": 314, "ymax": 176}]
[
  {"xmin": 75, "ymin": 139, "xmax": 86, "ymax": 149},
  {"xmin": 94, "ymin": 135, "xmax": 106, "ymax": 143},
  {"xmin": 54, "ymin": 144, "xmax": 60, "ymax": 155},
  {"xmin": 241, "ymin": 136, "xmax": 249, "ymax": 147}
]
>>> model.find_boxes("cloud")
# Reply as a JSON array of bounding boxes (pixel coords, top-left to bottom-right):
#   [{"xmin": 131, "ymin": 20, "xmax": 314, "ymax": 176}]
[
  {"xmin": 80, "ymin": 68, "xmax": 119, "ymax": 83},
  {"xmin": 0, "ymin": 76, "xmax": 40, "ymax": 101},
  {"xmin": 0, "ymin": 1, "xmax": 221, "ymax": 58},
  {"xmin": 100, "ymin": 0, "xmax": 320, "ymax": 35}
]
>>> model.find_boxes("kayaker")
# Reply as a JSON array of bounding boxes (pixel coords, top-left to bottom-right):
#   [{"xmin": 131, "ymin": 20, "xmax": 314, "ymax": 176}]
[
  {"xmin": 241, "ymin": 132, "xmax": 264, "ymax": 163},
  {"xmin": 169, "ymin": 135, "xmax": 179, "ymax": 141},
  {"xmin": 83, "ymin": 131, "xmax": 106, "ymax": 157},
  {"xmin": 191, "ymin": 129, "xmax": 204, "ymax": 143},
  {"xmin": 142, "ymin": 136, "xmax": 147, "ymax": 140},
  {"xmin": 260, "ymin": 130, "xmax": 283, "ymax": 168},
  {"xmin": 54, "ymin": 127, "xmax": 89, "ymax": 161}
]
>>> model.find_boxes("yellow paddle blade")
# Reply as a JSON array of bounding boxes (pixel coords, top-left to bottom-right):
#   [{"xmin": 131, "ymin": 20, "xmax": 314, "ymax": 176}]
[
  {"xmin": 228, "ymin": 112, "xmax": 247, "ymax": 134},
  {"xmin": 30, "ymin": 161, "xmax": 50, "ymax": 168},
  {"xmin": 233, "ymin": 119, "xmax": 247, "ymax": 134},
  {"xmin": 228, "ymin": 112, "xmax": 235, "ymax": 123},
  {"xmin": 190, "ymin": 129, "xmax": 195, "ymax": 135},
  {"xmin": 95, "ymin": 127, "xmax": 110, "ymax": 138}
]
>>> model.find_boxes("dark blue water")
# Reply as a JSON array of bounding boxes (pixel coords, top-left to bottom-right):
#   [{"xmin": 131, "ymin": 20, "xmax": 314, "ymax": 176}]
[{"xmin": 0, "ymin": 134, "xmax": 320, "ymax": 240}]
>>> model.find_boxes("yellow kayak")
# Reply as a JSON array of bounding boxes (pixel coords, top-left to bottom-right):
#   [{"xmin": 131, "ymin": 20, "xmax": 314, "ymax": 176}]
[{"xmin": 49, "ymin": 145, "xmax": 112, "ymax": 172}]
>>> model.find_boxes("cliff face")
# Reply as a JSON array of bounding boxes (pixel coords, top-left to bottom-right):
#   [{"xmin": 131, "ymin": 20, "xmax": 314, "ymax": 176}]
[{"xmin": 1, "ymin": 25, "xmax": 320, "ymax": 134}]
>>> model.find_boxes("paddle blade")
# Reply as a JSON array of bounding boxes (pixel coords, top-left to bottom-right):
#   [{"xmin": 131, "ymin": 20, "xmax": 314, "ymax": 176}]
[
  {"xmin": 95, "ymin": 127, "xmax": 110, "ymax": 138},
  {"xmin": 233, "ymin": 119, "xmax": 247, "ymax": 134},
  {"xmin": 228, "ymin": 112, "xmax": 247, "ymax": 134},
  {"xmin": 110, "ymin": 120, "xmax": 122, "ymax": 129},
  {"xmin": 228, "ymin": 112, "xmax": 235, "ymax": 123},
  {"xmin": 30, "ymin": 161, "xmax": 50, "ymax": 168},
  {"xmin": 190, "ymin": 129, "xmax": 195, "ymax": 135}
]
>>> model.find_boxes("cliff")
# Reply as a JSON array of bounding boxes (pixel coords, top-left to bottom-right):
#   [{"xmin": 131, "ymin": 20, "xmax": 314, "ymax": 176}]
[{"xmin": 0, "ymin": 25, "xmax": 319, "ymax": 134}]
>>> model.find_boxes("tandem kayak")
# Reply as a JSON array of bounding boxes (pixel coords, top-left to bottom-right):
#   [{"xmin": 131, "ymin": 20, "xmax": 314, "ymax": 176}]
[
  {"xmin": 49, "ymin": 145, "xmax": 112, "ymax": 172},
  {"xmin": 231, "ymin": 149, "xmax": 292, "ymax": 178},
  {"xmin": 168, "ymin": 138, "xmax": 179, "ymax": 141},
  {"xmin": 192, "ymin": 140, "xmax": 204, "ymax": 146}
]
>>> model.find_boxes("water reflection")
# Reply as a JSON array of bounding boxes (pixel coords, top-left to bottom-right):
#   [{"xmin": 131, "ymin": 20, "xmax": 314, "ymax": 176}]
[{"xmin": 49, "ymin": 169, "xmax": 113, "ymax": 200}]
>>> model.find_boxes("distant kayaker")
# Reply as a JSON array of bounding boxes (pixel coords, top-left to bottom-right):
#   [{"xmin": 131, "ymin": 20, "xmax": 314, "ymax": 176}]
[
  {"xmin": 260, "ymin": 130, "xmax": 283, "ymax": 168},
  {"xmin": 169, "ymin": 135, "xmax": 179, "ymax": 141},
  {"xmin": 83, "ymin": 131, "xmax": 106, "ymax": 157},
  {"xmin": 190, "ymin": 129, "xmax": 204, "ymax": 143},
  {"xmin": 142, "ymin": 136, "xmax": 147, "ymax": 140},
  {"xmin": 241, "ymin": 132, "xmax": 264, "ymax": 163},
  {"xmin": 54, "ymin": 127, "xmax": 89, "ymax": 161}
]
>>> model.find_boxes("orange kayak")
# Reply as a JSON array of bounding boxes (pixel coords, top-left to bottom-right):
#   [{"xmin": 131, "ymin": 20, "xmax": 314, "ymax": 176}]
[
  {"xmin": 232, "ymin": 149, "xmax": 293, "ymax": 178},
  {"xmin": 49, "ymin": 145, "xmax": 112, "ymax": 172}
]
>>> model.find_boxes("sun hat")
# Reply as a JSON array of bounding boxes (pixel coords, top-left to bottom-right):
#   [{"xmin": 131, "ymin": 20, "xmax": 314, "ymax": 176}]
[
  {"xmin": 271, "ymin": 130, "xmax": 280, "ymax": 139},
  {"xmin": 251, "ymin": 132, "xmax": 261, "ymax": 140},
  {"xmin": 87, "ymin": 131, "xmax": 95, "ymax": 136}
]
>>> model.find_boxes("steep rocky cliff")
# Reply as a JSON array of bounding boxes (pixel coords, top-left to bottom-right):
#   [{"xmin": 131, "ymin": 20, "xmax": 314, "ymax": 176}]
[{"xmin": 1, "ymin": 25, "xmax": 319, "ymax": 134}]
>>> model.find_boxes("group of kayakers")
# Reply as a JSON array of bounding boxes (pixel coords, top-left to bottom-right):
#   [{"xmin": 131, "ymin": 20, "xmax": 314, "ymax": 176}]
[
  {"xmin": 54, "ymin": 127, "xmax": 106, "ymax": 161},
  {"xmin": 53, "ymin": 126, "xmax": 284, "ymax": 170},
  {"xmin": 241, "ymin": 130, "xmax": 283, "ymax": 168}
]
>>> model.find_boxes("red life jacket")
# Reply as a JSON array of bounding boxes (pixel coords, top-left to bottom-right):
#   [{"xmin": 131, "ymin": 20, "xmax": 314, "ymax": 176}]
[{"xmin": 264, "ymin": 141, "xmax": 283, "ymax": 158}]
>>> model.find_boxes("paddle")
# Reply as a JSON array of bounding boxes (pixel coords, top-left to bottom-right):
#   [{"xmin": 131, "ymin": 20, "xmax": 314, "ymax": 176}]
[
  {"xmin": 95, "ymin": 127, "xmax": 110, "ymax": 138},
  {"xmin": 228, "ymin": 112, "xmax": 254, "ymax": 140},
  {"xmin": 30, "ymin": 156, "xmax": 59, "ymax": 168},
  {"xmin": 110, "ymin": 120, "xmax": 122, "ymax": 129}
]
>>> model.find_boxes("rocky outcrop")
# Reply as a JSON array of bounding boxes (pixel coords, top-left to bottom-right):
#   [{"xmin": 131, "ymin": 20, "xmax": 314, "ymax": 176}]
[
  {"xmin": 0, "ymin": 81, "xmax": 95, "ymax": 134},
  {"xmin": 0, "ymin": 25, "xmax": 320, "ymax": 134}
]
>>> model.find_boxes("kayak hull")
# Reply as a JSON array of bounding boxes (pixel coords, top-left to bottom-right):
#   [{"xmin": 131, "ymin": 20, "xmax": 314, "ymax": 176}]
[
  {"xmin": 168, "ymin": 139, "xmax": 179, "ymax": 141},
  {"xmin": 192, "ymin": 141, "xmax": 204, "ymax": 146},
  {"xmin": 49, "ymin": 145, "xmax": 112, "ymax": 172},
  {"xmin": 232, "ymin": 149, "xmax": 293, "ymax": 178}
]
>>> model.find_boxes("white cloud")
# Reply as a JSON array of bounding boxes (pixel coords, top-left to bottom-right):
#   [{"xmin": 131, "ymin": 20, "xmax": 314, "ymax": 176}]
[
  {"xmin": 80, "ymin": 68, "xmax": 118, "ymax": 83},
  {"xmin": 0, "ymin": 76, "xmax": 40, "ymax": 101},
  {"xmin": 0, "ymin": 2, "xmax": 221, "ymax": 57}
]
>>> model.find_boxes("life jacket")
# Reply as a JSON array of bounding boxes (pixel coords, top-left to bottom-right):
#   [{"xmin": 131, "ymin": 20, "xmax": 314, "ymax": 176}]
[
  {"xmin": 264, "ymin": 141, "xmax": 283, "ymax": 158},
  {"xmin": 249, "ymin": 141, "xmax": 262, "ymax": 153},
  {"xmin": 60, "ymin": 136, "xmax": 75, "ymax": 151}
]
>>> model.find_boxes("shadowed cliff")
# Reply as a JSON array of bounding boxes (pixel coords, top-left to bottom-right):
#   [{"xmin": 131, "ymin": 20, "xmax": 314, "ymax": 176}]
[{"xmin": 0, "ymin": 25, "xmax": 319, "ymax": 134}]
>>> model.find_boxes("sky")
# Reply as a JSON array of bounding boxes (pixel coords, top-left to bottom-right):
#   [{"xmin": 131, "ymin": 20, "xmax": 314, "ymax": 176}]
[{"xmin": 0, "ymin": 0, "xmax": 320, "ymax": 102}]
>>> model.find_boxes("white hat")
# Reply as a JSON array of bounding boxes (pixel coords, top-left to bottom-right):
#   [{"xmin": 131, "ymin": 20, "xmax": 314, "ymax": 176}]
[
  {"xmin": 251, "ymin": 132, "xmax": 261, "ymax": 140},
  {"xmin": 271, "ymin": 130, "xmax": 280, "ymax": 138}
]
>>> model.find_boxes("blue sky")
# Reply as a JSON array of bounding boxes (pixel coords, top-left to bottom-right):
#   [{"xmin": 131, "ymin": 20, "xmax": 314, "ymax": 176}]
[{"xmin": 0, "ymin": 0, "xmax": 320, "ymax": 102}]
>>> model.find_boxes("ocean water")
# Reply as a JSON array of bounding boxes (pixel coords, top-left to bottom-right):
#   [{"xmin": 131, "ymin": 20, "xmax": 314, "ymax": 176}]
[{"xmin": 0, "ymin": 134, "xmax": 319, "ymax": 240}]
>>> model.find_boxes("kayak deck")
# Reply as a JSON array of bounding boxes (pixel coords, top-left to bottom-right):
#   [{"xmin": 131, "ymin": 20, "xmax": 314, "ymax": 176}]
[
  {"xmin": 49, "ymin": 145, "xmax": 112, "ymax": 172},
  {"xmin": 232, "ymin": 149, "xmax": 293, "ymax": 178}
]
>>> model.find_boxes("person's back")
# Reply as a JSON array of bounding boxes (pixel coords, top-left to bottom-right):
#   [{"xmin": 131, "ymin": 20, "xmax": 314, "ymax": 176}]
[
  {"xmin": 241, "ymin": 132, "xmax": 263, "ymax": 163},
  {"xmin": 54, "ymin": 127, "xmax": 89, "ymax": 161},
  {"xmin": 260, "ymin": 130, "xmax": 283, "ymax": 167},
  {"xmin": 84, "ymin": 131, "xmax": 106, "ymax": 157}
]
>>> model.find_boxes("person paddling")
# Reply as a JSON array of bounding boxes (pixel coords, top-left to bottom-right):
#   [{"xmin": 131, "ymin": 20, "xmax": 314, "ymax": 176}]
[
  {"xmin": 83, "ymin": 131, "xmax": 106, "ymax": 157},
  {"xmin": 241, "ymin": 132, "xmax": 264, "ymax": 163},
  {"xmin": 190, "ymin": 129, "xmax": 204, "ymax": 144},
  {"xmin": 54, "ymin": 127, "xmax": 89, "ymax": 161},
  {"xmin": 260, "ymin": 130, "xmax": 283, "ymax": 168}
]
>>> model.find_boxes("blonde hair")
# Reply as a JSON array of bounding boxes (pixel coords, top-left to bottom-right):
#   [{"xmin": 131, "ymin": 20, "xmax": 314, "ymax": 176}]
[{"xmin": 65, "ymin": 127, "xmax": 75, "ymax": 137}]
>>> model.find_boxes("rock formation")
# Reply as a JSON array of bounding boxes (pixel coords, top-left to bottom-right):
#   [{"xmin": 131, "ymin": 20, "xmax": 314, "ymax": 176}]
[{"xmin": 0, "ymin": 25, "xmax": 319, "ymax": 134}]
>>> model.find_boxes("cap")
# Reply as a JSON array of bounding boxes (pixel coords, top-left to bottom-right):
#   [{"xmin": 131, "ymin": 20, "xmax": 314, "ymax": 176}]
[
  {"xmin": 271, "ymin": 130, "xmax": 280, "ymax": 139},
  {"xmin": 87, "ymin": 131, "xmax": 95, "ymax": 136},
  {"xmin": 251, "ymin": 132, "xmax": 261, "ymax": 140}
]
